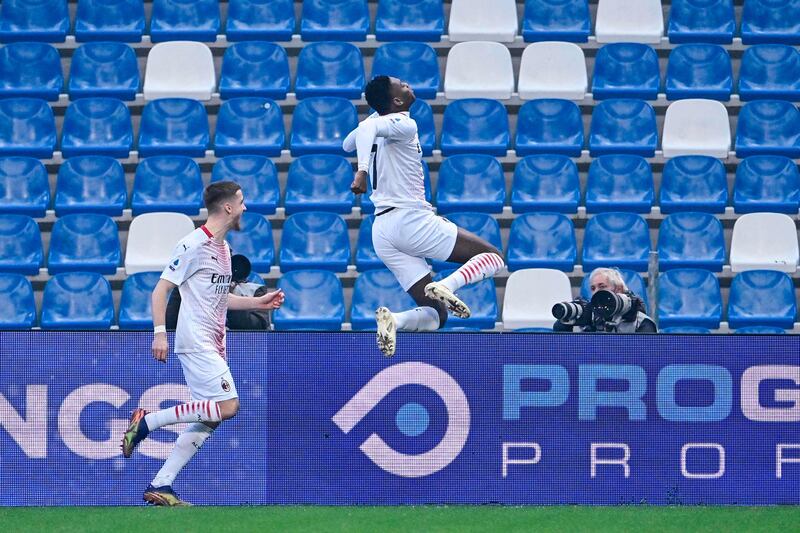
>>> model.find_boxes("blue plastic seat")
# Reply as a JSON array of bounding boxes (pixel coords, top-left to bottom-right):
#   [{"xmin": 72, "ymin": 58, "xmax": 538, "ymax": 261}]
[
  {"xmin": 515, "ymin": 99, "xmax": 583, "ymax": 157},
  {"xmin": 375, "ymin": 0, "xmax": 444, "ymax": 41},
  {"xmin": 434, "ymin": 269, "xmax": 498, "ymax": 329},
  {"xmin": 734, "ymin": 155, "xmax": 800, "ymax": 214},
  {"xmin": 585, "ymin": 155, "xmax": 654, "ymax": 213},
  {"xmin": 667, "ymin": 0, "xmax": 735, "ymax": 44},
  {"xmin": 68, "ymin": 43, "xmax": 139, "ymax": 101},
  {"xmin": 523, "ymin": 0, "xmax": 590, "ymax": 42},
  {"xmin": 579, "ymin": 268, "xmax": 650, "ymax": 314},
  {"xmin": 658, "ymin": 212, "xmax": 725, "ymax": 271},
  {"xmin": 211, "ymin": 155, "xmax": 279, "ymax": 214},
  {"xmin": 436, "ymin": 154, "xmax": 505, "ymax": 214},
  {"xmin": 0, "ymin": 215, "xmax": 42, "ymax": 275},
  {"xmin": 0, "ymin": 273, "xmax": 35, "ymax": 328},
  {"xmin": 285, "ymin": 155, "xmax": 354, "ymax": 214},
  {"xmin": 138, "ymin": 98, "xmax": 210, "ymax": 157},
  {"xmin": 589, "ymin": 99, "xmax": 657, "ymax": 157},
  {"xmin": 61, "ymin": 98, "xmax": 133, "ymax": 158},
  {"xmin": 150, "ymin": 0, "xmax": 220, "ymax": 43},
  {"xmin": 660, "ymin": 326, "xmax": 711, "ymax": 334},
  {"xmin": 132, "ymin": 156, "xmax": 203, "ymax": 215},
  {"xmin": 0, "ymin": 43, "xmax": 62, "ymax": 101},
  {"xmin": 411, "ymin": 99, "xmax": 436, "ymax": 156},
  {"xmin": 48, "ymin": 214, "xmax": 120, "ymax": 275},
  {"xmin": 295, "ymin": 42, "xmax": 364, "ymax": 99},
  {"xmin": 355, "ymin": 215, "xmax": 382, "ymax": 271},
  {"xmin": 361, "ymin": 160, "xmax": 433, "ymax": 214},
  {"xmin": 0, "ymin": 0, "xmax": 69, "ymax": 43},
  {"xmin": 665, "ymin": 44, "xmax": 733, "ymax": 101},
  {"xmin": 432, "ymin": 212, "xmax": 502, "ymax": 271},
  {"xmin": 280, "ymin": 212, "xmax": 350, "ymax": 272},
  {"xmin": 0, "ymin": 98, "xmax": 56, "ymax": 158},
  {"xmin": 351, "ymin": 269, "xmax": 416, "ymax": 330},
  {"xmin": 75, "ymin": 0, "xmax": 146, "ymax": 42},
  {"xmin": 657, "ymin": 268, "xmax": 722, "ymax": 328},
  {"xmin": 118, "ymin": 272, "xmax": 161, "ymax": 330},
  {"xmin": 735, "ymin": 100, "xmax": 800, "ymax": 158},
  {"xmin": 214, "ymin": 97, "xmax": 284, "ymax": 157},
  {"xmin": 506, "ymin": 212, "xmax": 576, "ymax": 272},
  {"xmin": 0, "ymin": 157, "xmax": 49, "ymax": 217},
  {"xmin": 511, "ymin": 155, "xmax": 580, "ymax": 214},
  {"xmin": 273, "ymin": 270, "xmax": 344, "ymax": 330},
  {"xmin": 738, "ymin": 45, "xmax": 800, "ymax": 101},
  {"xmin": 290, "ymin": 97, "xmax": 358, "ymax": 156},
  {"xmin": 582, "ymin": 212, "xmax": 651, "ymax": 271},
  {"xmin": 225, "ymin": 212, "xmax": 274, "ymax": 273},
  {"xmin": 728, "ymin": 270, "xmax": 797, "ymax": 329},
  {"xmin": 734, "ymin": 326, "xmax": 787, "ymax": 334},
  {"xmin": 659, "ymin": 156, "xmax": 728, "ymax": 214},
  {"xmin": 741, "ymin": 0, "xmax": 800, "ymax": 45},
  {"xmin": 592, "ymin": 44, "xmax": 660, "ymax": 100},
  {"xmin": 54, "ymin": 156, "xmax": 127, "ymax": 216},
  {"xmin": 219, "ymin": 42, "xmax": 290, "ymax": 100},
  {"xmin": 41, "ymin": 272, "xmax": 115, "ymax": 330},
  {"xmin": 301, "ymin": 0, "xmax": 369, "ymax": 41},
  {"xmin": 441, "ymin": 99, "xmax": 510, "ymax": 156},
  {"xmin": 226, "ymin": 0, "xmax": 295, "ymax": 42},
  {"xmin": 372, "ymin": 43, "xmax": 439, "ymax": 99}
]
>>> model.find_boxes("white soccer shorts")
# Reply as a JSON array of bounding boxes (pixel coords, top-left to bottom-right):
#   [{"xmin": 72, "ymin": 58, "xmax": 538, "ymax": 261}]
[{"xmin": 176, "ymin": 351, "xmax": 239, "ymax": 402}]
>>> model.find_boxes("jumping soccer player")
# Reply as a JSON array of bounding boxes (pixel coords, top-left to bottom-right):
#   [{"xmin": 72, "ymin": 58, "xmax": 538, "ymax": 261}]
[
  {"xmin": 121, "ymin": 181, "xmax": 285, "ymax": 506},
  {"xmin": 343, "ymin": 76, "xmax": 505, "ymax": 357}
]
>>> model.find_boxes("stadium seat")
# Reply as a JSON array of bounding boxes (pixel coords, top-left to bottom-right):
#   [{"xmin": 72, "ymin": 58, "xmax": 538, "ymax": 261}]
[
  {"xmin": 738, "ymin": 45, "xmax": 800, "ymax": 101},
  {"xmin": 131, "ymin": 156, "xmax": 203, "ymax": 215},
  {"xmin": 436, "ymin": 154, "xmax": 505, "ymax": 214},
  {"xmin": 0, "ymin": 273, "xmax": 35, "ymax": 329},
  {"xmin": 273, "ymin": 270, "xmax": 344, "ymax": 330},
  {"xmin": 503, "ymin": 268, "xmax": 572, "ymax": 329},
  {"xmin": 150, "ymin": 0, "xmax": 220, "ymax": 42},
  {"xmin": 143, "ymin": 42, "xmax": 215, "ymax": 101},
  {"xmin": 68, "ymin": 43, "xmax": 139, "ymax": 101},
  {"xmin": 734, "ymin": 156, "xmax": 800, "ymax": 214},
  {"xmin": 518, "ymin": 42, "xmax": 588, "ymax": 100},
  {"xmin": 728, "ymin": 270, "xmax": 797, "ymax": 329},
  {"xmin": 48, "ymin": 214, "xmax": 120, "ymax": 275},
  {"xmin": 75, "ymin": 0, "xmax": 146, "ymax": 42},
  {"xmin": 665, "ymin": 44, "xmax": 733, "ymax": 101},
  {"xmin": 506, "ymin": 212, "xmax": 576, "ymax": 272},
  {"xmin": 290, "ymin": 97, "xmax": 358, "ymax": 156},
  {"xmin": 295, "ymin": 42, "xmax": 365, "ymax": 99},
  {"xmin": 595, "ymin": 0, "xmax": 664, "ymax": 43},
  {"xmin": 522, "ymin": 0, "xmax": 590, "ymax": 42},
  {"xmin": 54, "ymin": 156, "xmax": 127, "ymax": 216},
  {"xmin": 434, "ymin": 269, "xmax": 498, "ymax": 329},
  {"xmin": 361, "ymin": 159, "xmax": 433, "ymax": 214},
  {"xmin": 138, "ymin": 98, "xmax": 210, "ymax": 157},
  {"xmin": 0, "ymin": 0, "xmax": 69, "ymax": 43},
  {"xmin": 661, "ymin": 99, "xmax": 731, "ymax": 158},
  {"xmin": 589, "ymin": 99, "xmax": 657, "ymax": 157},
  {"xmin": 226, "ymin": 0, "xmax": 295, "ymax": 42},
  {"xmin": 355, "ymin": 216, "xmax": 382, "ymax": 271},
  {"xmin": 511, "ymin": 155, "xmax": 580, "ymax": 214},
  {"xmin": 660, "ymin": 326, "xmax": 711, "ymax": 334},
  {"xmin": 582, "ymin": 212, "xmax": 651, "ymax": 271},
  {"xmin": 659, "ymin": 156, "xmax": 728, "ymax": 214},
  {"xmin": 585, "ymin": 155, "xmax": 654, "ymax": 213},
  {"xmin": 0, "ymin": 215, "xmax": 42, "ymax": 275},
  {"xmin": 125, "ymin": 212, "xmax": 195, "ymax": 274},
  {"xmin": 351, "ymin": 269, "xmax": 416, "ymax": 330},
  {"xmin": 372, "ymin": 43, "xmax": 439, "ymax": 99},
  {"xmin": 0, "ymin": 98, "xmax": 56, "ymax": 158},
  {"xmin": 432, "ymin": 212, "xmax": 502, "ymax": 271},
  {"xmin": 735, "ymin": 100, "xmax": 800, "ymax": 158},
  {"xmin": 0, "ymin": 43, "xmax": 62, "ymax": 101},
  {"xmin": 301, "ymin": 0, "xmax": 369, "ymax": 41},
  {"xmin": 218, "ymin": 42, "xmax": 290, "ymax": 100},
  {"xmin": 730, "ymin": 213, "xmax": 799, "ymax": 273},
  {"xmin": 657, "ymin": 212, "xmax": 725, "ymax": 271},
  {"xmin": 592, "ymin": 43, "xmax": 660, "ymax": 100},
  {"xmin": 515, "ymin": 100, "xmax": 584, "ymax": 157},
  {"xmin": 579, "ymin": 268, "xmax": 650, "ymax": 313},
  {"xmin": 741, "ymin": 0, "xmax": 800, "ymax": 45},
  {"xmin": 280, "ymin": 212, "xmax": 350, "ymax": 272},
  {"xmin": 410, "ymin": 100, "xmax": 436, "ymax": 156},
  {"xmin": 225, "ymin": 212, "xmax": 274, "ymax": 273},
  {"xmin": 444, "ymin": 42, "xmax": 514, "ymax": 100},
  {"xmin": 667, "ymin": 0, "xmax": 735, "ymax": 44},
  {"xmin": 375, "ymin": 0, "xmax": 444, "ymax": 41},
  {"xmin": 41, "ymin": 272, "xmax": 114, "ymax": 330},
  {"xmin": 734, "ymin": 326, "xmax": 787, "ymax": 334},
  {"xmin": 448, "ymin": 0, "xmax": 518, "ymax": 42},
  {"xmin": 0, "ymin": 157, "xmax": 50, "ymax": 217},
  {"xmin": 214, "ymin": 97, "xmax": 284, "ymax": 157},
  {"xmin": 657, "ymin": 268, "xmax": 722, "ymax": 328},
  {"xmin": 211, "ymin": 155, "xmax": 279, "ymax": 215},
  {"xmin": 118, "ymin": 272, "xmax": 161, "ymax": 330},
  {"xmin": 285, "ymin": 155, "xmax": 354, "ymax": 215},
  {"xmin": 60, "ymin": 98, "xmax": 133, "ymax": 158},
  {"xmin": 441, "ymin": 99, "xmax": 510, "ymax": 156}
]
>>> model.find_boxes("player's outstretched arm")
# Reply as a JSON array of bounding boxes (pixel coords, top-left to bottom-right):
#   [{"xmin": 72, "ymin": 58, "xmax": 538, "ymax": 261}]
[
  {"xmin": 151, "ymin": 278, "xmax": 177, "ymax": 363},
  {"xmin": 228, "ymin": 289, "xmax": 285, "ymax": 311}
]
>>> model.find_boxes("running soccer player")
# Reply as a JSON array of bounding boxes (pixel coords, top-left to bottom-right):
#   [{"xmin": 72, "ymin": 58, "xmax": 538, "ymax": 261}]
[
  {"xmin": 343, "ymin": 76, "xmax": 505, "ymax": 357},
  {"xmin": 121, "ymin": 181, "xmax": 285, "ymax": 506}
]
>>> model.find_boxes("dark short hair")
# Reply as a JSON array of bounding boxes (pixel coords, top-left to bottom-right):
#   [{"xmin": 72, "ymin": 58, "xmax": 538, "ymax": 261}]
[
  {"xmin": 204, "ymin": 181, "xmax": 241, "ymax": 214},
  {"xmin": 364, "ymin": 75, "xmax": 393, "ymax": 115}
]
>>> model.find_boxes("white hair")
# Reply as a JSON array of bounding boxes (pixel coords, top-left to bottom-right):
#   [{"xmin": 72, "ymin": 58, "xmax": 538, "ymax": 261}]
[{"xmin": 589, "ymin": 268, "xmax": 628, "ymax": 292}]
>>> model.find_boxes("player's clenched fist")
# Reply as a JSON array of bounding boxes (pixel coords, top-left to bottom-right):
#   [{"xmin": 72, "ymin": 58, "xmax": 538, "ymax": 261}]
[
  {"xmin": 152, "ymin": 333, "xmax": 168, "ymax": 363},
  {"xmin": 351, "ymin": 170, "xmax": 368, "ymax": 194}
]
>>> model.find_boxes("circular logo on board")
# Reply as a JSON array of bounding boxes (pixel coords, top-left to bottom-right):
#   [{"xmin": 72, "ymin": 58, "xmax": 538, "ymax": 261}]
[{"xmin": 221, "ymin": 378, "xmax": 231, "ymax": 392}]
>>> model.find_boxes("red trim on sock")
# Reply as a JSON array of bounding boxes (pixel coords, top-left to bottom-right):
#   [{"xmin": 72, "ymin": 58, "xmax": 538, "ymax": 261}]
[
  {"xmin": 205, "ymin": 401, "xmax": 211, "ymax": 418},
  {"xmin": 174, "ymin": 405, "xmax": 179, "ymax": 417}
]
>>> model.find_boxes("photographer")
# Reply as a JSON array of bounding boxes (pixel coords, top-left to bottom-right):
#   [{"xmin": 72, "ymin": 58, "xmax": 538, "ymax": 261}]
[{"xmin": 552, "ymin": 268, "xmax": 657, "ymax": 333}]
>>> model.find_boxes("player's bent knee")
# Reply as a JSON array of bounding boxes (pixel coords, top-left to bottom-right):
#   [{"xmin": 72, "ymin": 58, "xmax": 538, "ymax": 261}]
[{"xmin": 218, "ymin": 398, "xmax": 240, "ymax": 420}]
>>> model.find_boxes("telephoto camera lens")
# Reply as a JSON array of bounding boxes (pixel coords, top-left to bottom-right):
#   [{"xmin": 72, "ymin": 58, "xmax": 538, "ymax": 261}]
[
  {"xmin": 552, "ymin": 301, "xmax": 587, "ymax": 322},
  {"xmin": 590, "ymin": 290, "xmax": 632, "ymax": 320}
]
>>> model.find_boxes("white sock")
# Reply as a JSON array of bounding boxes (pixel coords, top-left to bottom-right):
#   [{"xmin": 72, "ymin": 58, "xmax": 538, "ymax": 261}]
[
  {"xmin": 393, "ymin": 306, "xmax": 440, "ymax": 331},
  {"xmin": 440, "ymin": 252, "xmax": 504, "ymax": 293},
  {"xmin": 144, "ymin": 400, "xmax": 222, "ymax": 431},
  {"xmin": 151, "ymin": 423, "xmax": 214, "ymax": 488}
]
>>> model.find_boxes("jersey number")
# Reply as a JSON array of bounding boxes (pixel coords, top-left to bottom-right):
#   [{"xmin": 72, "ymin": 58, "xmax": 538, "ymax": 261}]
[{"xmin": 371, "ymin": 144, "xmax": 378, "ymax": 191}]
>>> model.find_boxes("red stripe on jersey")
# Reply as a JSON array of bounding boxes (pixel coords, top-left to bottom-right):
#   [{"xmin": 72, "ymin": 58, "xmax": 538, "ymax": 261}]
[{"xmin": 200, "ymin": 225, "xmax": 213, "ymax": 238}]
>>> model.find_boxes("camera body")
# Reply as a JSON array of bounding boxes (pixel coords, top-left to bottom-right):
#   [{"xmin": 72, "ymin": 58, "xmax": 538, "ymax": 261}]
[{"xmin": 552, "ymin": 290, "xmax": 642, "ymax": 332}]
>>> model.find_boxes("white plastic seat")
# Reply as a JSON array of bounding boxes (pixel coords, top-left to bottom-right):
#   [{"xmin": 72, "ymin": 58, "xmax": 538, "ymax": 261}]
[
  {"xmin": 143, "ymin": 42, "xmax": 216, "ymax": 101},
  {"xmin": 444, "ymin": 42, "xmax": 514, "ymax": 100},
  {"xmin": 502, "ymin": 268, "xmax": 573, "ymax": 330},
  {"xmin": 662, "ymin": 99, "xmax": 731, "ymax": 158},
  {"xmin": 595, "ymin": 0, "xmax": 664, "ymax": 44},
  {"xmin": 448, "ymin": 0, "xmax": 518, "ymax": 42},
  {"xmin": 730, "ymin": 213, "xmax": 799, "ymax": 273},
  {"xmin": 125, "ymin": 213, "xmax": 196, "ymax": 274},
  {"xmin": 518, "ymin": 42, "xmax": 588, "ymax": 100}
]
